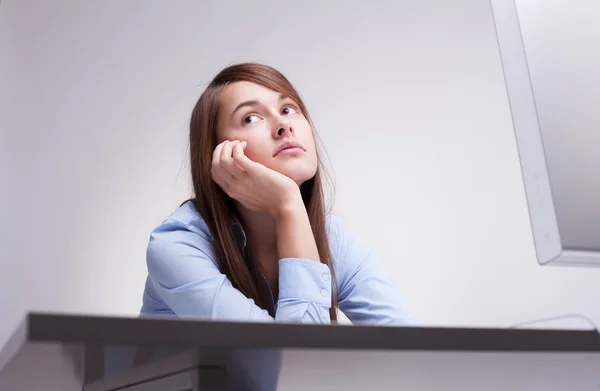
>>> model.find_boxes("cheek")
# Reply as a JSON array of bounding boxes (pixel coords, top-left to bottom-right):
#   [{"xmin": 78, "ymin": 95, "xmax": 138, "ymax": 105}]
[
  {"xmin": 299, "ymin": 126, "xmax": 317, "ymax": 154},
  {"xmin": 242, "ymin": 136, "xmax": 272, "ymax": 163}
]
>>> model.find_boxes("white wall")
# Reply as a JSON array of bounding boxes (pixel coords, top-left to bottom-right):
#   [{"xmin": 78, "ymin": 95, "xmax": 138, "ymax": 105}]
[{"xmin": 1, "ymin": 0, "xmax": 599, "ymax": 355}]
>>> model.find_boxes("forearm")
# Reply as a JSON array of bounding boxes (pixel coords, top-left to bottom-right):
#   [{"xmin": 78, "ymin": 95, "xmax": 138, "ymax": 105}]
[{"xmin": 273, "ymin": 194, "xmax": 321, "ymax": 262}]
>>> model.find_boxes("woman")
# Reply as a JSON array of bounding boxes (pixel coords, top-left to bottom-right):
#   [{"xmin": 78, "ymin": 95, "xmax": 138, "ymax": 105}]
[{"xmin": 141, "ymin": 63, "xmax": 419, "ymax": 325}]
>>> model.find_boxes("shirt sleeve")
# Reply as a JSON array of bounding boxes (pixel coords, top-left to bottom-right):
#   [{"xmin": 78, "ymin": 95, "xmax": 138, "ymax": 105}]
[
  {"xmin": 330, "ymin": 216, "xmax": 421, "ymax": 326},
  {"xmin": 145, "ymin": 219, "xmax": 332, "ymax": 324}
]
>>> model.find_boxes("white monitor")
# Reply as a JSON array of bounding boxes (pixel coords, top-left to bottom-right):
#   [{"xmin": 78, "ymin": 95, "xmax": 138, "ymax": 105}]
[{"xmin": 490, "ymin": 0, "xmax": 600, "ymax": 267}]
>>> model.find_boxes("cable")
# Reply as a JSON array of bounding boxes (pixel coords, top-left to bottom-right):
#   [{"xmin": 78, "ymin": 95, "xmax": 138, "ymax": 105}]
[{"xmin": 509, "ymin": 313, "xmax": 599, "ymax": 332}]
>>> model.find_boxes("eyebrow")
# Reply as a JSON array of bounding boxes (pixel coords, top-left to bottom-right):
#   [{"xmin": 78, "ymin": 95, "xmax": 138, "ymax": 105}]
[{"xmin": 230, "ymin": 93, "xmax": 290, "ymax": 120}]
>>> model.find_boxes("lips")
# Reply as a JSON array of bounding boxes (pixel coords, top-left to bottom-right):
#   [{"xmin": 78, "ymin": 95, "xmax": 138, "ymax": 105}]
[{"xmin": 273, "ymin": 141, "xmax": 305, "ymax": 157}]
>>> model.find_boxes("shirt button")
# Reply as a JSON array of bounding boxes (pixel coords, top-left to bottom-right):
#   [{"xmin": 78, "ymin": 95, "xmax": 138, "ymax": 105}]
[
  {"xmin": 320, "ymin": 289, "xmax": 328, "ymax": 297},
  {"xmin": 322, "ymin": 274, "xmax": 330, "ymax": 282}
]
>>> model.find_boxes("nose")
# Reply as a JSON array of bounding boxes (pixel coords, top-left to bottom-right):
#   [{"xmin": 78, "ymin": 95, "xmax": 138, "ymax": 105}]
[{"xmin": 275, "ymin": 119, "xmax": 294, "ymax": 137}]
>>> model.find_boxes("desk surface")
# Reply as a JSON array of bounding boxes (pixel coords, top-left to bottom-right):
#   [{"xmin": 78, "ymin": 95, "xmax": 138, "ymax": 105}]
[
  {"xmin": 6, "ymin": 311, "xmax": 600, "ymax": 352},
  {"xmin": 1, "ymin": 312, "xmax": 600, "ymax": 391}
]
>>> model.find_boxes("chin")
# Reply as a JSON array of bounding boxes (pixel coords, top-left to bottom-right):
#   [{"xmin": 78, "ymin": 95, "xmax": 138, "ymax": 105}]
[{"xmin": 278, "ymin": 167, "xmax": 317, "ymax": 187}]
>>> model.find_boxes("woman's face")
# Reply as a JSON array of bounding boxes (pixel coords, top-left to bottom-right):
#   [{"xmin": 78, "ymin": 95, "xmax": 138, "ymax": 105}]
[{"xmin": 217, "ymin": 81, "xmax": 318, "ymax": 186}]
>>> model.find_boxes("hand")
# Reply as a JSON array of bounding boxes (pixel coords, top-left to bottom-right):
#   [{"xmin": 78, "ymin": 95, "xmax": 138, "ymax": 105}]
[{"xmin": 211, "ymin": 140, "xmax": 301, "ymax": 217}]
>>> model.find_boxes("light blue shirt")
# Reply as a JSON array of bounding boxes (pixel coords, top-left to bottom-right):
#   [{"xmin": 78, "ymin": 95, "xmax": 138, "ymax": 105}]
[{"xmin": 141, "ymin": 201, "xmax": 419, "ymax": 325}]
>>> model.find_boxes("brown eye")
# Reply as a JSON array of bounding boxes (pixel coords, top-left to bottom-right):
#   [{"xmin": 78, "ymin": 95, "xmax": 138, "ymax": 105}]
[
  {"xmin": 282, "ymin": 106, "xmax": 297, "ymax": 115},
  {"xmin": 243, "ymin": 114, "xmax": 260, "ymax": 125}
]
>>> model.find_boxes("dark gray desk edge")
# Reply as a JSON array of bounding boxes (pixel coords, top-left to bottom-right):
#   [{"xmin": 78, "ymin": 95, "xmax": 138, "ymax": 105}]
[
  {"xmin": 0, "ymin": 317, "xmax": 27, "ymax": 377},
  {"xmin": 17, "ymin": 311, "xmax": 600, "ymax": 352}
]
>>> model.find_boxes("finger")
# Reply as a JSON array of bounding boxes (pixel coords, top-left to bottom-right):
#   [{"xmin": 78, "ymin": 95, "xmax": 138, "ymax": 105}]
[
  {"xmin": 232, "ymin": 141, "xmax": 259, "ymax": 173},
  {"xmin": 231, "ymin": 142, "xmax": 249, "ymax": 174},
  {"xmin": 212, "ymin": 141, "xmax": 226, "ymax": 169},
  {"xmin": 220, "ymin": 140, "xmax": 234, "ymax": 162},
  {"xmin": 220, "ymin": 140, "xmax": 239, "ymax": 169},
  {"xmin": 212, "ymin": 141, "xmax": 235, "ymax": 190},
  {"xmin": 211, "ymin": 168, "xmax": 230, "ymax": 192},
  {"xmin": 212, "ymin": 162, "xmax": 237, "ymax": 194},
  {"xmin": 221, "ymin": 141, "xmax": 246, "ymax": 179}
]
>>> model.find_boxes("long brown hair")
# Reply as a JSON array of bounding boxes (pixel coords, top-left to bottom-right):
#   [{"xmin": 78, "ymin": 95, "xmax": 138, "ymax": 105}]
[{"xmin": 188, "ymin": 63, "xmax": 338, "ymax": 321}]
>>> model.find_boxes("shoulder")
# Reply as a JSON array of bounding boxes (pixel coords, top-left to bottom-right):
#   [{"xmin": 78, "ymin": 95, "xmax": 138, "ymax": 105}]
[
  {"xmin": 325, "ymin": 213, "xmax": 342, "ymax": 234},
  {"xmin": 325, "ymin": 213, "xmax": 373, "ymax": 279},
  {"xmin": 324, "ymin": 213, "xmax": 345, "ymax": 256},
  {"xmin": 325, "ymin": 213, "xmax": 360, "ymax": 252},
  {"xmin": 147, "ymin": 200, "xmax": 215, "ymax": 249},
  {"xmin": 145, "ymin": 201, "xmax": 218, "ymax": 278},
  {"xmin": 153, "ymin": 201, "xmax": 214, "ymax": 239}
]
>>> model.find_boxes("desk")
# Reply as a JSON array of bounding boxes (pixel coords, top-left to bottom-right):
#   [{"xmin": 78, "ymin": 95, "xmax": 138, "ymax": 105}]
[{"xmin": 1, "ymin": 312, "xmax": 599, "ymax": 390}]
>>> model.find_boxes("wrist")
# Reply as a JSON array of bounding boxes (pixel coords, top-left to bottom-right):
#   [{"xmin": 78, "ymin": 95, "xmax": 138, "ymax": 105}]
[
  {"xmin": 272, "ymin": 191, "xmax": 321, "ymax": 263},
  {"xmin": 271, "ymin": 189, "xmax": 304, "ymax": 220}
]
